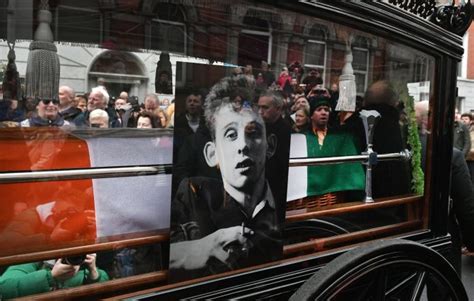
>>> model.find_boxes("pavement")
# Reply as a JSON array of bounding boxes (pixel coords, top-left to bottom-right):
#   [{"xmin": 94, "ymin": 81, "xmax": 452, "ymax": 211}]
[{"xmin": 462, "ymin": 255, "xmax": 474, "ymax": 299}]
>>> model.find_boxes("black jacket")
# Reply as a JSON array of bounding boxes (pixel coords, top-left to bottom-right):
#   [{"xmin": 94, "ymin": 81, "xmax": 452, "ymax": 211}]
[
  {"xmin": 362, "ymin": 104, "xmax": 411, "ymax": 198},
  {"xmin": 448, "ymin": 148, "xmax": 474, "ymax": 274},
  {"xmin": 453, "ymin": 121, "xmax": 471, "ymax": 158},
  {"xmin": 170, "ymin": 177, "xmax": 282, "ymax": 281},
  {"xmin": 60, "ymin": 106, "xmax": 82, "ymax": 122}
]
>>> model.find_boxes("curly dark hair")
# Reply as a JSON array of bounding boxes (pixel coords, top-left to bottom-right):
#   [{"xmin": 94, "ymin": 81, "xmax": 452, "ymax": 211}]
[{"xmin": 204, "ymin": 75, "xmax": 257, "ymax": 138}]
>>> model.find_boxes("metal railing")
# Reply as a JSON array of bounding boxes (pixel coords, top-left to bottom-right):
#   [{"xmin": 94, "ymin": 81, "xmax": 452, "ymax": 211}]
[
  {"xmin": 0, "ymin": 150, "xmax": 411, "ymax": 185},
  {"xmin": 0, "ymin": 164, "xmax": 173, "ymax": 184},
  {"xmin": 289, "ymin": 149, "xmax": 412, "ymax": 167}
]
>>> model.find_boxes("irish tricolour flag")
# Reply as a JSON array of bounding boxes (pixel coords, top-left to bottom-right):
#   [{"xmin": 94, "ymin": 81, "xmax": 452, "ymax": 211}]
[{"xmin": 286, "ymin": 133, "xmax": 365, "ymax": 202}]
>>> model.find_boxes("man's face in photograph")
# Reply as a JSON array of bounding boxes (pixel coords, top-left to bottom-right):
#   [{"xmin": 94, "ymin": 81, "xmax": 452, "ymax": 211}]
[{"xmin": 213, "ymin": 104, "xmax": 267, "ymax": 192}]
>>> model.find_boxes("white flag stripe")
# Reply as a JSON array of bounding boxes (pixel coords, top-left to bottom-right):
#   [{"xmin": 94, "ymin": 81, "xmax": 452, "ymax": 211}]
[
  {"xmin": 86, "ymin": 135, "xmax": 173, "ymax": 237},
  {"xmin": 287, "ymin": 133, "xmax": 308, "ymax": 202}
]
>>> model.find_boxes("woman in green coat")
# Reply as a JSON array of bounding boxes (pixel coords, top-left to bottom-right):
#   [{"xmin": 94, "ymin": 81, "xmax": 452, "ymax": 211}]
[{"xmin": 0, "ymin": 253, "xmax": 109, "ymax": 299}]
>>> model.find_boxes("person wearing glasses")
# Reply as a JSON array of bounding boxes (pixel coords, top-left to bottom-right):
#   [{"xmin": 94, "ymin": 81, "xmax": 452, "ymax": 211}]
[{"xmin": 20, "ymin": 97, "xmax": 71, "ymax": 127}]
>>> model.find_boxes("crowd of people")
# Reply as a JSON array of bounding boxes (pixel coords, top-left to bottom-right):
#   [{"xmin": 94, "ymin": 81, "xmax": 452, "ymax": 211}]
[
  {"xmin": 455, "ymin": 110, "xmax": 474, "ymax": 183},
  {"xmin": 0, "ymin": 85, "xmax": 176, "ymax": 130},
  {"xmin": 167, "ymin": 64, "xmax": 418, "ymax": 280},
  {"xmin": 2, "ymin": 59, "xmax": 474, "ymax": 289}
]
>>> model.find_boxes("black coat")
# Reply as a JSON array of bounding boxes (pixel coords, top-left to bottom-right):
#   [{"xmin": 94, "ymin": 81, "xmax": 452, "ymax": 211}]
[
  {"xmin": 362, "ymin": 104, "xmax": 411, "ymax": 198},
  {"xmin": 265, "ymin": 117, "xmax": 291, "ymax": 225},
  {"xmin": 448, "ymin": 148, "xmax": 474, "ymax": 274}
]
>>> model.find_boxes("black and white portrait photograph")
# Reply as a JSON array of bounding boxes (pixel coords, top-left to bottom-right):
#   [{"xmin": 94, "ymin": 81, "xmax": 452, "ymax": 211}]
[{"xmin": 169, "ymin": 65, "xmax": 291, "ymax": 282}]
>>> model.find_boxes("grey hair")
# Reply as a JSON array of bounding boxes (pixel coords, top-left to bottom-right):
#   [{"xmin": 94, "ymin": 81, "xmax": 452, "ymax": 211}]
[
  {"xmin": 145, "ymin": 93, "xmax": 159, "ymax": 105},
  {"xmin": 89, "ymin": 108, "xmax": 109, "ymax": 121},
  {"xmin": 60, "ymin": 85, "xmax": 75, "ymax": 99},
  {"xmin": 204, "ymin": 75, "xmax": 256, "ymax": 138},
  {"xmin": 259, "ymin": 88, "xmax": 285, "ymax": 109},
  {"xmin": 91, "ymin": 86, "xmax": 109, "ymax": 106}
]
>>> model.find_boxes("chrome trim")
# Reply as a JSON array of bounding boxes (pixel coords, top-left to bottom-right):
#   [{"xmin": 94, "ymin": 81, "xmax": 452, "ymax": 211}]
[
  {"xmin": 289, "ymin": 150, "xmax": 412, "ymax": 167},
  {"xmin": 0, "ymin": 150, "xmax": 411, "ymax": 183},
  {"xmin": 0, "ymin": 164, "xmax": 172, "ymax": 184}
]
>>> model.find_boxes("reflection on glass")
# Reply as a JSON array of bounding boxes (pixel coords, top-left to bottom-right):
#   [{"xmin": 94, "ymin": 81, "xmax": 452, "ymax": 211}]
[
  {"xmin": 0, "ymin": 254, "xmax": 109, "ymax": 299},
  {"xmin": 0, "ymin": 242, "xmax": 163, "ymax": 298},
  {"xmin": 0, "ymin": 0, "xmax": 435, "ymax": 276},
  {"xmin": 0, "ymin": 181, "xmax": 96, "ymax": 256}
]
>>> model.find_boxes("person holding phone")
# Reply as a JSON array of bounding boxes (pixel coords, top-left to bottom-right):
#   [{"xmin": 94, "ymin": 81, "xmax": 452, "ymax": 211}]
[{"xmin": 0, "ymin": 254, "xmax": 109, "ymax": 298}]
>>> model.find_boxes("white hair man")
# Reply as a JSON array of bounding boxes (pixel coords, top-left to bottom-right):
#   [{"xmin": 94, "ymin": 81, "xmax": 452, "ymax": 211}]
[
  {"xmin": 89, "ymin": 109, "xmax": 109, "ymax": 128},
  {"xmin": 74, "ymin": 86, "xmax": 118, "ymax": 127}
]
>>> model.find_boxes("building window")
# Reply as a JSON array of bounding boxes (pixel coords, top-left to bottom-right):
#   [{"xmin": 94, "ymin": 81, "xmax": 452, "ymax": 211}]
[
  {"xmin": 304, "ymin": 25, "xmax": 327, "ymax": 81},
  {"xmin": 238, "ymin": 11, "xmax": 271, "ymax": 68},
  {"xmin": 151, "ymin": 4, "xmax": 186, "ymax": 54},
  {"xmin": 414, "ymin": 56, "xmax": 428, "ymax": 82},
  {"xmin": 54, "ymin": 1, "xmax": 102, "ymax": 44},
  {"xmin": 353, "ymin": 47, "xmax": 369, "ymax": 94},
  {"xmin": 351, "ymin": 36, "xmax": 370, "ymax": 95}
]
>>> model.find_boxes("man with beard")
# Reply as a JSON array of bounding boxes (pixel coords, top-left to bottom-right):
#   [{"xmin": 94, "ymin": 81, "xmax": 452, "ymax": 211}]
[{"xmin": 169, "ymin": 75, "xmax": 283, "ymax": 281}]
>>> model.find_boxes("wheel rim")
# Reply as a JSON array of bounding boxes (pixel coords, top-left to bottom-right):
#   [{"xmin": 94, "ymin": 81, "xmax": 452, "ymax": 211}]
[
  {"xmin": 290, "ymin": 240, "xmax": 467, "ymax": 301},
  {"xmin": 321, "ymin": 257, "xmax": 458, "ymax": 300}
]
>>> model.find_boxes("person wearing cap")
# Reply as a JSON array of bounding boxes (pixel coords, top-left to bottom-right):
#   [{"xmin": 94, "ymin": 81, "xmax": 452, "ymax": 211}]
[
  {"xmin": 305, "ymin": 94, "xmax": 365, "ymax": 201},
  {"xmin": 169, "ymin": 75, "xmax": 283, "ymax": 282}
]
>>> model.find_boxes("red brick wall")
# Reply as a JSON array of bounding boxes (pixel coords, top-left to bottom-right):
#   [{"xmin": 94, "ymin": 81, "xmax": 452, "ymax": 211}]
[
  {"xmin": 466, "ymin": 26, "xmax": 474, "ymax": 79},
  {"xmin": 287, "ymin": 43, "xmax": 304, "ymax": 65}
]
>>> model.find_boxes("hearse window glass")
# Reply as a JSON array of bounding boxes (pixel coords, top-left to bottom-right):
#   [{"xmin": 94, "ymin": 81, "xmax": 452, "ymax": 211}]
[
  {"xmin": 238, "ymin": 10, "xmax": 272, "ymax": 68},
  {"xmin": 0, "ymin": 1, "xmax": 435, "ymax": 297},
  {"xmin": 54, "ymin": 1, "xmax": 101, "ymax": 45},
  {"xmin": 304, "ymin": 24, "xmax": 327, "ymax": 79},
  {"xmin": 352, "ymin": 37, "xmax": 370, "ymax": 94},
  {"xmin": 150, "ymin": 4, "xmax": 186, "ymax": 54}
]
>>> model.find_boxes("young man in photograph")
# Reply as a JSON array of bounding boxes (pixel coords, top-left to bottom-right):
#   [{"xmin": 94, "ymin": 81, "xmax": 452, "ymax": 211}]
[{"xmin": 169, "ymin": 75, "xmax": 285, "ymax": 281}]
